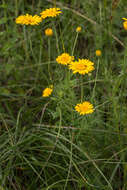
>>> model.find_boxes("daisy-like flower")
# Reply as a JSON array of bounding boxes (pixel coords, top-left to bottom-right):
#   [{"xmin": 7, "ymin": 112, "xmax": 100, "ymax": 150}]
[
  {"xmin": 45, "ymin": 28, "xmax": 53, "ymax": 36},
  {"xmin": 42, "ymin": 85, "xmax": 53, "ymax": 97},
  {"xmin": 95, "ymin": 50, "xmax": 101, "ymax": 57},
  {"xmin": 69, "ymin": 59, "xmax": 94, "ymax": 75},
  {"xmin": 76, "ymin": 26, "xmax": 82, "ymax": 32},
  {"xmin": 40, "ymin": 8, "xmax": 62, "ymax": 19},
  {"xmin": 122, "ymin": 18, "xmax": 127, "ymax": 30},
  {"xmin": 15, "ymin": 14, "xmax": 42, "ymax": 25},
  {"xmin": 75, "ymin": 101, "xmax": 94, "ymax": 115},
  {"xmin": 56, "ymin": 53, "xmax": 74, "ymax": 65}
]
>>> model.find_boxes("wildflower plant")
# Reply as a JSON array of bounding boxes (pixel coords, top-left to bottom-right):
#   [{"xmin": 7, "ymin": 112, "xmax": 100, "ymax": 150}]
[
  {"xmin": 12, "ymin": 4, "xmax": 101, "ymax": 189},
  {"xmin": 1, "ymin": 0, "xmax": 127, "ymax": 189},
  {"xmin": 15, "ymin": 6, "xmax": 95, "ymax": 138}
]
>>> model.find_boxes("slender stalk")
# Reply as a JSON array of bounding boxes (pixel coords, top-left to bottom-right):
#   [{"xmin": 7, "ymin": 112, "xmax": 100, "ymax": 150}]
[
  {"xmin": 34, "ymin": 30, "xmax": 43, "ymax": 85},
  {"xmin": 81, "ymin": 75, "xmax": 84, "ymax": 102},
  {"xmin": 64, "ymin": 131, "xmax": 73, "ymax": 190},
  {"xmin": 15, "ymin": 0, "xmax": 18, "ymax": 17},
  {"xmin": 65, "ymin": 32, "xmax": 79, "ymax": 92},
  {"xmin": 53, "ymin": 0, "xmax": 56, "ymax": 7},
  {"xmin": 92, "ymin": 58, "xmax": 100, "ymax": 100},
  {"xmin": 58, "ymin": 22, "xmax": 65, "ymax": 52},
  {"xmin": 48, "ymin": 38, "xmax": 52, "ymax": 81},
  {"xmin": 29, "ymin": 31, "xmax": 37, "ymax": 63},
  {"xmin": 72, "ymin": 32, "xmax": 78, "ymax": 56},
  {"xmin": 64, "ymin": 102, "xmax": 74, "ymax": 190},
  {"xmin": 53, "ymin": 22, "xmax": 60, "ymax": 54},
  {"xmin": 2, "ymin": 0, "xmax": 9, "ymax": 35},
  {"xmin": 23, "ymin": 25, "xmax": 29, "ymax": 61}
]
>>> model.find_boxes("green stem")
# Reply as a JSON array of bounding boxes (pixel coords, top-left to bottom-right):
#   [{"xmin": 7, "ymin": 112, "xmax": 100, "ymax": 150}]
[
  {"xmin": 53, "ymin": 0, "xmax": 56, "ymax": 7},
  {"xmin": 58, "ymin": 22, "xmax": 65, "ymax": 52},
  {"xmin": 29, "ymin": 31, "xmax": 37, "ymax": 63},
  {"xmin": 64, "ymin": 131, "xmax": 73, "ymax": 190},
  {"xmin": 53, "ymin": 22, "xmax": 60, "ymax": 54},
  {"xmin": 23, "ymin": 25, "xmax": 29, "ymax": 61},
  {"xmin": 67, "ymin": 32, "xmax": 79, "ymax": 85},
  {"xmin": 15, "ymin": 0, "xmax": 18, "ymax": 17},
  {"xmin": 72, "ymin": 33, "xmax": 78, "ymax": 56},
  {"xmin": 2, "ymin": 0, "xmax": 9, "ymax": 35},
  {"xmin": 81, "ymin": 75, "xmax": 84, "ymax": 102},
  {"xmin": 34, "ymin": 30, "xmax": 43, "ymax": 85},
  {"xmin": 92, "ymin": 58, "xmax": 100, "ymax": 100},
  {"xmin": 48, "ymin": 38, "xmax": 52, "ymax": 81}
]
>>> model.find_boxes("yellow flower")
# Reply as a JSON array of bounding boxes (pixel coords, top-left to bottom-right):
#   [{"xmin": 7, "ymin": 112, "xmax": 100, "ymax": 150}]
[
  {"xmin": 56, "ymin": 53, "xmax": 74, "ymax": 65},
  {"xmin": 45, "ymin": 28, "xmax": 53, "ymax": 36},
  {"xmin": 40, "ymin": 8, "xmax": 62, "ymax": 19},
  {"xmin": 69, "ymin": 59, "xmax": 94, "ymax": 75},
  {"xmin": 122, "ymin": 18, "xmax": 127, "ymax": 21},
  {"xmin": 76, "ymin": 26, "xmax": 82, "ymax": 32},
  {"xmin": 123, "ymin": 22, "xmax": 127, "ymax": 30},
  {"xmin": 122, "ymin": 18, "xmax": 127, "ymax": 30},
  {"xmin": 42, "ymin": 85, "xmax": 53, "ymax": 97},
  {"xmin": 95, "ymin": 50, "xmax": 101, "ymax": 56},
  {"xmin": 15, "ymin": 14, "xmax": 42, "ymax": 25},
  {"xmin": 75, "ymin": 101, "xmax": 94, "ymax": 115}
]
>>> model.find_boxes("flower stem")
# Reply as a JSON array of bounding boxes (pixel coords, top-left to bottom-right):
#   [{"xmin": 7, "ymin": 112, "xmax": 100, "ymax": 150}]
[
  {"xmin": 53, "ymin": 0, "xmax": 56, "ymax": 7},
  {"xmin": 53, "ymin": 22, "xmax": 60, "ymax": 54},
  {"xmin": 81, "ymin": 75, "xmax": 84, "ymax": 102},
  {"xmin": 23, "ymin": 25, "xmax": 29, "ymax": 60},
  {"xmin": 92, "ymin": 58, "xmax": 100, "ymax": 100},
  {"xmin": 72, "ymin": 32, "xmax": 78, "ymax": 56},
  {"xmin": 48, "ymin": 38, "xmax": 52, "ymax": 81}
]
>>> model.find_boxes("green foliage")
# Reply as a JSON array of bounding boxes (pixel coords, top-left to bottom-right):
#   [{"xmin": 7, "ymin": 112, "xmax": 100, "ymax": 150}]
[{"xmin": 0, "ymin": 0, "xmax": 127, "ymax": 189}]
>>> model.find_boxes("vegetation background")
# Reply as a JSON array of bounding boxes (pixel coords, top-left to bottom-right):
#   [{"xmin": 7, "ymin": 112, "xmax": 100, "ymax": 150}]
[{"xmin": 0, "ymin": 0, "xmax": 127, "ymax": 189}]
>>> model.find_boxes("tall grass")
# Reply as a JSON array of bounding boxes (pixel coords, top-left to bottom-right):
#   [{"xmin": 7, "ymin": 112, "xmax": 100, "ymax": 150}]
[{"xmin": 0, "ymin": 0, "xmax": 127, "ymax": 189}]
